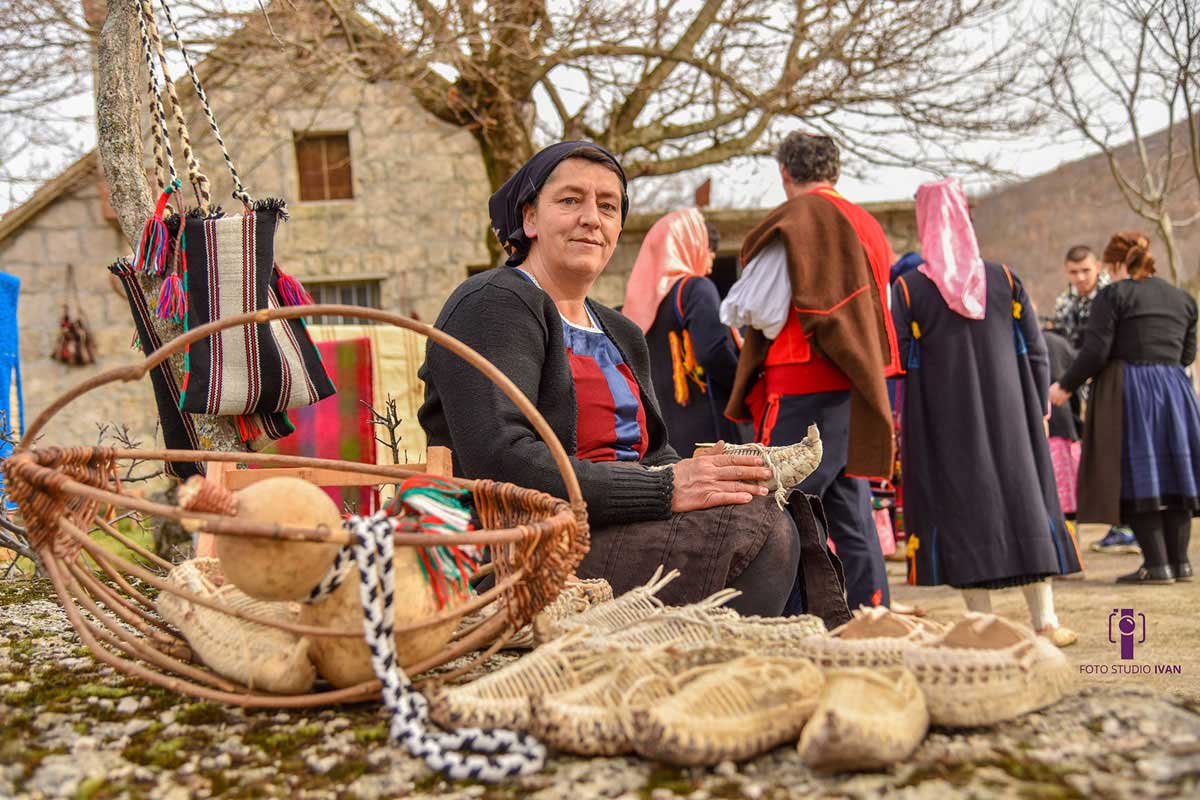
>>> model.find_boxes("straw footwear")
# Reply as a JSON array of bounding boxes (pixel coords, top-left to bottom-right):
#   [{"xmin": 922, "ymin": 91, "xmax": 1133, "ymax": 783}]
[
  {"xmin": 796, "ymin": 667, "xmax": 928, "ymax": 771},
  {"xmin": 540, "ymin": 566, "xmax": 681, "ymax": 640},
  {"xmin": 427, "ymin": 631, "xmax": 603, "ymax": 731},
  {"xmin": 903, "ymin": 613, "xmax": 1072, "ymax": 728},
  {"xmin": 530, "ymin": 642, "xmax": 748, "ymax": 756},
  {"xmin": 155, "ymin": 559, "xmax": 316, "ymax": 694},
  {"xmin": 696, "ymin": 424, "xmax": 823, "ymax": 508},
  {"xmin": 1037, "ymin": 623, "xmax": 1079, "ymax": 648},
  {"xmin": 798, "ymin": 606, "xmax": 945, "ymax": 669},
  {"xmin": 626, "ymin": 655, "xmax": 824, "ymax": 765}
]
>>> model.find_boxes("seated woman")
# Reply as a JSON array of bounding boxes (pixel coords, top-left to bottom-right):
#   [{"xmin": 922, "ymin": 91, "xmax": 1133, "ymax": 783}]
[
  {"xmin": 622, "ymin": 209, "xmax": 744, "ymax": 456},
  {"xmin": 419, "ymin": 142, "xmax": 847, "ymax": 623}
]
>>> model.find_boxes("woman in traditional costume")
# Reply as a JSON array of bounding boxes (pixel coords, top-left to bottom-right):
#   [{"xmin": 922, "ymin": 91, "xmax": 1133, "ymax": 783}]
[
  {"xmin": 891, "ymin": 178, "xmax": 1081, "ymax": 647},
  {"xmin": 1051, "ymin": 232, "xmax": 1199, "ymax": 585},
  {"xmin": 419, "ymin": 142, "xmax": 848, "ymax": 624},
  {"xmin": 621, "ymin": 209, "xmax": 742, "ymax": 455}
]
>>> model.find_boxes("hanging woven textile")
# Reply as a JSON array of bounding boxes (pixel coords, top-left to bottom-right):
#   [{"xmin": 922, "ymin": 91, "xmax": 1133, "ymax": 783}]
[
  {"xmin": 49, "ymin": 264, "xmax": 96, "ymax": 367},
  {"xmin": 110, "ymin": 259, "xmax": 294, "ymax": 479},
  {"xmin": 0, "ymin": 272, "xmax": 23, "ymax": 508},
  {"xmin": 129, "ymin": 0, "xmax": 333, "ymax": 432}
]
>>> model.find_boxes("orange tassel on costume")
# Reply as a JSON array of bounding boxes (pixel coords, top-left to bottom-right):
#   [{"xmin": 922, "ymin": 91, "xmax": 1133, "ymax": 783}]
[{"xmin": 669, "ymin": 330, "xmax": 707, "ymax": 406}]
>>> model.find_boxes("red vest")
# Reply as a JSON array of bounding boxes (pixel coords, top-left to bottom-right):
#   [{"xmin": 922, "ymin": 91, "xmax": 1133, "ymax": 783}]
[{"xmin": 764, "ymin": 187, "xmax": 900, "ymax": 385}]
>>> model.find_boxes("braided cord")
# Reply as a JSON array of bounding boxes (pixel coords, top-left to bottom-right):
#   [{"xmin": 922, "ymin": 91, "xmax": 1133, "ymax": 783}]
[
  {"xmin": 345, "ymin": 513, "xmax": 546, "ymax": 782},
  {"xmin": 156, "ymin": 0, "xmax": 253, "ymax": 207},
  {"xmin": 136, "ymin": 4, "xmax": 175, "ymax": 189},
  {"xmin": 139, "ymin": 0, "xmax": 210, "ymax": 211}
]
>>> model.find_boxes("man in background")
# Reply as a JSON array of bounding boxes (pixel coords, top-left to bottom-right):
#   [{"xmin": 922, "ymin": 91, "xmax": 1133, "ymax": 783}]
[
  {"xmin": 1052, "ymin": 245, "xmax": 1135, "ymax": 554},
  {"xmin": 721, "ymin": 132, "xmax": 898, "ymax": 612}
]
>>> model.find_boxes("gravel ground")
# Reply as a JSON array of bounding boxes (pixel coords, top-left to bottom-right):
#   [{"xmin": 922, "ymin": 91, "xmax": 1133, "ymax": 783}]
[{"xmin": 1, "ymin": 524, "xmax": 1199, "ymax": 799}]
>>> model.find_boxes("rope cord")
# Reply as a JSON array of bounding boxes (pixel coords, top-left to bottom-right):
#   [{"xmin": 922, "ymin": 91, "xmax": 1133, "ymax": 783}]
[
  {"xmin": 135, "ymin": 4, "xmax": 176, "ymax": 189},
  {"xmin": 156, "ymin": 0, "xmax": 253, "ymax": 208},
  {"xmin": 139, "ymin": 0, "xmax": 210, "ymax": 210},
  {"xmin": 343, "ymin": 512, "xmax": 546, "ymax": 781}
]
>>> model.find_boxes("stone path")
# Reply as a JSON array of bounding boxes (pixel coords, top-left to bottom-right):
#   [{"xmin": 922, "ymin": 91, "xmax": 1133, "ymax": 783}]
[{"xmin": 1, "ymin": 524, "xmax": 1198, "ymax": 799}]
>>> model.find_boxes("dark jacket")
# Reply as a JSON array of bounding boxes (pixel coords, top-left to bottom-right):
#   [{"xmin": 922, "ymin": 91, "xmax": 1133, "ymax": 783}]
[
  {"xmin": 645, "ymin": 276, "xmax": 742, "ymax": 455},
  {"xmin": 1060, "ymin": 276, "xmax": 1198, "ymax": 392},
  {"xmin": 418, "ymin": 267, "xmax": 679, "ymax": 527}
]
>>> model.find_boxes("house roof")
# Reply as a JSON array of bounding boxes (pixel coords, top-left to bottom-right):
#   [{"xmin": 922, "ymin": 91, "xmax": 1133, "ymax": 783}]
[{"xmin": 0, "ymin": 151, "xmax": 99, "ymax": 246}]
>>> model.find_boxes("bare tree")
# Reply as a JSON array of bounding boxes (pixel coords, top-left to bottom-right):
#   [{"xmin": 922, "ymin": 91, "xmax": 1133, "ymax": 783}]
[{"xmin": 1042, "ymin": 0, "xmax": 1200, "ymax": 285}]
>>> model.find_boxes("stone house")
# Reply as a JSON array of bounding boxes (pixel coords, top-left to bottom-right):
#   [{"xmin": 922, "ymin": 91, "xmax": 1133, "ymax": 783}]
[{"xmin": 0, "ymin": 11, "xmax": 492, "ymax": 449}]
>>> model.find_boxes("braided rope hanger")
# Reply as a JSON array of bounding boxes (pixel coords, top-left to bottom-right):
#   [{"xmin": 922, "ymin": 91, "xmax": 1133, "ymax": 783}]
[
  {"xmin": 139, "ymin": 0, "xmax": 209, "ymax": 210},
  {"xmin": 150, "ymin": 0, "xmax": 254, "ymax": 209},
  {"xmin": 135, "ymin": 3, "xmax": 177, "ymax": 193}
]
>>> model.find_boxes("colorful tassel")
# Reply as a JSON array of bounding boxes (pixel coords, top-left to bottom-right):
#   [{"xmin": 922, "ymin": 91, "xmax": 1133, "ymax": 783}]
[
  {"xmin": 386, "ymin": 476, "xmax": 481, "ymax": 609},
  {"xmin": 275, "ymin": 265, "xmax": 313, "ymax": 306},
  {"xmin": 669, "ymin": 329, "xmax": 706, "ymax": 406},
  {"xmin": 155, "ymin": 273, "xmax": 187, "ymax": 323},
  {"xmin": 133, "ymin": 179, "xmax": 180, "ymax": 275}
]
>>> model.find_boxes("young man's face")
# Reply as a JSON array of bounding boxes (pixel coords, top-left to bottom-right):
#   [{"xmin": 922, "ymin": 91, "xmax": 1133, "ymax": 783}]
[{"xmin": 1065, "ymin": 255, "xmax": 1100, "ymax": 295}]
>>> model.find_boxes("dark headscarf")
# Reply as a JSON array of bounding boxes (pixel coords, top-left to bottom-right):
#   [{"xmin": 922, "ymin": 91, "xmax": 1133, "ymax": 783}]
[{"xmin": 488, "ymin": 141, "xmax": 629, "ymax": 267}]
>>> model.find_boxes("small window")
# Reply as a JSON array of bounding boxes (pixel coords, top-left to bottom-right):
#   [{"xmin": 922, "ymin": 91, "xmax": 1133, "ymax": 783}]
[
  {"xmin": 294, "ymin": 132, "xmax": 354, "ymax": 201},
  {"xmin": 305, "ymin": 279, "xmax": 381, "ymax": 324}
]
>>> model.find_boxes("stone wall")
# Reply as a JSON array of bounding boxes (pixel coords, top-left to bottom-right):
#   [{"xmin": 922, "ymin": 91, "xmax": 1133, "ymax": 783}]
[
  {"xmin": 0, "ymin": 60, "xmax": 490, "ymax": 450},
  {"xmin": 973, "ymin": 123, "xmax": 1200, "ymax": 313}
]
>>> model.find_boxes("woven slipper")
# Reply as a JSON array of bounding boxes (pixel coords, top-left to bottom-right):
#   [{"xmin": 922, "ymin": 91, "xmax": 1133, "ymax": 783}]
[
  {"xmin": 530, "ymin": 642, "xmax": 749, "ymax": 756},
  {"xmin": 796, "ymin": 667, "xmax": 929, "ymax": 771},
  {"xmin": 459, "ymin": 577, "xmax": 615, "ymax": 650},
  {"xmin": 798, "ymin": 606, "xmax": 944, "ymax": 669},
  {"xmin": 719, "ymin": 613, "xmax": 827, "ymax": 656},
  {"xmin": 541, "ymin": 566, "xmax": 681, "ymax": 640},
  {"xmin": 626, "ymin": 655, "xmax": 824, "ymax": 765},
  {"xmin": 696, "ymin": 424, "xmax": 823, "ymax": 508},
  {"xmin": 903, "ymin": 613, "xmax": 1072, "ymax": 728},
  {"xmin": 427, "ymin": 631, "xmax": 604, "ymax": 731},
  {"xmin": 155, "ymin": 559, "xmax": 316, "ymax": 694}
]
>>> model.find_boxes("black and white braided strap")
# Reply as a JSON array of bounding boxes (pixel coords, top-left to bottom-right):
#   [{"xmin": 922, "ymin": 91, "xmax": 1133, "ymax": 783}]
[{"xmin": 343, "ymin": 512, "xmax": 546, "ymax": 782}]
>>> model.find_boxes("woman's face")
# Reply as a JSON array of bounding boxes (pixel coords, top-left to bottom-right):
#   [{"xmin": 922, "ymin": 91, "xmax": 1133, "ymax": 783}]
[{"xmin": 522, "ymin": 158, "xmax": 623, "ymax": 285}]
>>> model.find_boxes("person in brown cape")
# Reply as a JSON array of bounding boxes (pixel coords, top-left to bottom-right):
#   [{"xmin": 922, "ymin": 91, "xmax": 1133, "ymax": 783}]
[{"xmin": 721, "ymin": 132, "xmax": 901, "ymax": 613}]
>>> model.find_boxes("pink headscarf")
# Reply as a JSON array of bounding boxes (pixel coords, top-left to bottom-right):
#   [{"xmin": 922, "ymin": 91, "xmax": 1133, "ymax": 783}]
[
  {"xmin": 622, "ymin": 208, "xmax": 711, "ymax": 333},
  {"xmin": 915, "ymin": 178, "xmax": 986, "ymax": 320}
]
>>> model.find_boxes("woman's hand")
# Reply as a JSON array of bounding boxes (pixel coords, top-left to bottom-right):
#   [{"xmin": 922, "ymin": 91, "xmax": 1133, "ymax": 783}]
[
  {"xmin": 670, "ymin": 441, "xmax": 773, "ymax": 512},
  {"xmin": 1049, "ymin": 382, "xmax": 1071, "ymax": 407}
]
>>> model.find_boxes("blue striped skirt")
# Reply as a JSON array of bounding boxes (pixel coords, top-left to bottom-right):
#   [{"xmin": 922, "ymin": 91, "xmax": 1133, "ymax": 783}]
[{"xmin": 1121, "ymin": 363, "xmax": 1200, "ymax": 513}]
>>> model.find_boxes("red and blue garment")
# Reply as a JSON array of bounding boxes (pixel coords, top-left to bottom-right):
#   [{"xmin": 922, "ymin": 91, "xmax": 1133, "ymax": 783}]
[
  {"xmin": 563, "ymin": 315, "xmax": 649, "ymax": 462},
  {"xmin": 514, "ymin": 268, "xmax": 647, "ymax": 462}
]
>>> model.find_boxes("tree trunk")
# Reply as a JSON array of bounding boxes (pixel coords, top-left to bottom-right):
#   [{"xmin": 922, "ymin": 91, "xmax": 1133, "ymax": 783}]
[
  {"xmin": 1156, "ymin": 211, "xmax": 1182, "ymax": 286},
  {"xmin": 94, "ymin": 1, "xmax": 246, "ymax": 459}
]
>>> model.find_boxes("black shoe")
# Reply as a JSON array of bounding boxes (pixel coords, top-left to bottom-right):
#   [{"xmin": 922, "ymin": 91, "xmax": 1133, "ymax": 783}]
[
  {"xmin": 1173, "ymin": 562, "xmax": 1193, "ymax": 582},
  {"xmin": 1116, "ymin": 565, "xmax": 1175, "ymax": 585}
]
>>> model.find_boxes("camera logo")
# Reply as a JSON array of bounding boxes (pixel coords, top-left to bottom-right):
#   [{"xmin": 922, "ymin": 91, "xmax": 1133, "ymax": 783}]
[{"xmin": 1108, "ymin": 607, "xmax": 1146, "ymax": 660}]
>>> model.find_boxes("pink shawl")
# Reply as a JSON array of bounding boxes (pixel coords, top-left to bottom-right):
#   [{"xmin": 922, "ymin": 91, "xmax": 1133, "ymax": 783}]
[
  {"xmin": 916, "ymin": 178, "xmax": 986, "ymax": 320},
  {"xmin": 622, "ymin": 208, "xmax": 710, "ymax": 333}
]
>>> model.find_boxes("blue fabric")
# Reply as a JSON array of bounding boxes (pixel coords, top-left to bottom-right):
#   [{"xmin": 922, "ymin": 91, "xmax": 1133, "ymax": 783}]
[
  {"xmin": 1121, "ymin": 363, "xmax": 1200, "ymax": 510},
  {"xmin": 0, "ymin": 272, "xmax": 22, "ymax": 508}
]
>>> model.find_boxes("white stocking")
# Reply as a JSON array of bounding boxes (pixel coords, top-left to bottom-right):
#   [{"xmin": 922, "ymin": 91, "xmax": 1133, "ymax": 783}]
[
  {"xmin": 1021, "ymin": 580, "xmax": 1058, "ymax": 631},
  {"xmin": 961, "ymin": 588, "xmax": 992, "ymax": 614}
]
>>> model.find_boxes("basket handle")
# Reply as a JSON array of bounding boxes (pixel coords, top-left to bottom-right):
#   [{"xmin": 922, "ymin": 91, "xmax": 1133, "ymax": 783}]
[{"xmin": 20, "ymin": 304, "xmax": 585, "ymax": 513}]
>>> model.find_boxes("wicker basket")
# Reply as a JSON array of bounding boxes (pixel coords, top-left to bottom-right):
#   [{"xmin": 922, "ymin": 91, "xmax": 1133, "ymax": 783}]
[{"xmin": 2, "ymin": 304, "xmax": 589, "ymax": 708}]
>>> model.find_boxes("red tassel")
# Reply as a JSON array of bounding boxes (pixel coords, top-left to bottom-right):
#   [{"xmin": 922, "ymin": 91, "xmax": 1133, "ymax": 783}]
[
  {"xmin": 235, "ymin": 415, "xmax": 263, "ymax": 443},
  {"xmin": 275, "ymin": 265, "xmax": 313, "ymax": 306},
  {"xmin": 133, "ymin": 180, "xmax": 179, "ymax": 276}
]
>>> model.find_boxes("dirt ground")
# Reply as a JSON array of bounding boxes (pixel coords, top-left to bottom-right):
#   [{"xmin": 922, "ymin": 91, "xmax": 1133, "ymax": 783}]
[{"xmin": 891, "ymin": 522, "xmax": 1200, "ymax": 698}]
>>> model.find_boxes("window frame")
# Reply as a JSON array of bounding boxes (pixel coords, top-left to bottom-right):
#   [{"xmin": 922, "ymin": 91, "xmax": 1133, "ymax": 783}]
[{"xmin": 293, "ymin": 131, "xmax": 355, "ymax": 202}]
